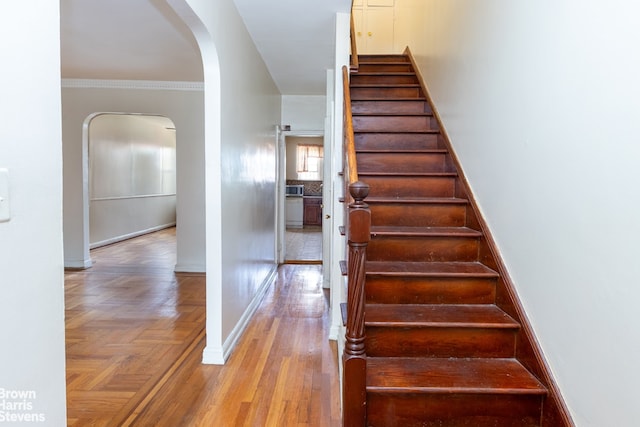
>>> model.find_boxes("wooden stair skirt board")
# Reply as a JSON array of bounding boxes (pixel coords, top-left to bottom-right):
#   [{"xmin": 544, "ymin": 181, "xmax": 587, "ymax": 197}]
[{"xmin": 343, "ymin": 52, "xmax": 573, "ymax": 426}]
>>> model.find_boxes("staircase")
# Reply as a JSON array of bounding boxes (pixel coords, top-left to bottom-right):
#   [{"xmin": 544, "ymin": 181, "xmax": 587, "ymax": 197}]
[{"xmin": 344, "ymin": 54, "xmax": 563, "ymax": 426}]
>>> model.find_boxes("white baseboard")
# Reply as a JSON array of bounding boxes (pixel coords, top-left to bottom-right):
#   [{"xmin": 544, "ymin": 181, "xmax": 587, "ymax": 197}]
[
  {"xmin": 90, "ymin": 223, "xmax": 176, "ymax": 249},
  {"xmin": 329, "ymin": 324, "xmax": 342, "ymax": 341},
  {"xmin": 64, "ymin": 258, "xmax": 93, "ymax": 269},
  {"xmin": 201, "ymin": 265, "xmax": 278, "ymax": 365},
  {"xmin": 201, "ymin": 345, "xmax": 225, "ymax": 365},
  {"xmin": 174, "ymin": 263, "xmax": 205, "ymax": 273}
]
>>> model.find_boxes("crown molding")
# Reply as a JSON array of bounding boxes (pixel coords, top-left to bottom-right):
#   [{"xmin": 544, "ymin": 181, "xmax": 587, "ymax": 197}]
[{"xmin": 61, "ymin": 79, "xmax": 204, "ymax": 91}]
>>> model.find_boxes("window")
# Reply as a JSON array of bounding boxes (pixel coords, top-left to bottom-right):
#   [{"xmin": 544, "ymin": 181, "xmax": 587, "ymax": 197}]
[{"xmin": 297, "ymin": 144, "xmax": 323, "ymax": 173}]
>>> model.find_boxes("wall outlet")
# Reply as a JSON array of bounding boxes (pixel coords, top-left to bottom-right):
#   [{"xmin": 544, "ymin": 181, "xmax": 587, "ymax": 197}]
[{"xmin": 0, "ymin": 168, "xmax": 10, "ymax": 222}]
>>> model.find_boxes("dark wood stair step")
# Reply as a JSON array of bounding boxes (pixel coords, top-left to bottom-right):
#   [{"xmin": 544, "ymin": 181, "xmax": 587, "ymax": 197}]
[
  {"xmin": 367, "ymin": 196, "xmax": 467, "ymax": 228},
  {"xmin": 352, "ymin": 112, "xmax": 433, "ymax": 117},
  {"xmin": 368, "ymin": 227, "xmax": 481, "ymax": 262},
  {"xmin": 356, "ymin": 129, "xmax": 440, "ymax": 135},
  {"xmin": 360, "ymin": 171, "xmax": 456, "ymax": 177},
  {"xmin": 351, "ymin": 85, "xmax": 423, "ymax": 99},
  {"xmin": 355, "ymin": 132, "xmax": 442, "ymax": 151},
  {"xmin": 365, "ymin": 304, "xmax": 517, "ymax": 328},
  {"xmin": 354, "ymin": 72, "xmax": 416, "ymax": 76},
  {"xmin": 365, "ymin": 262, "xmax": 498, "ymax": 305},
  {"xmin": 361, "ymin": 175, "xmax": 455, "ymax": 199},
  {"xmin": 366, "ymin": 261, "xmax": 497, "ymax": 278},
  {"xmin": 351, "ymin": 83, "xmax": 421, "ymax": 89},
  {"xmin": 351, "ymin": 99, "xmax": 431, "ymax": 115},
  {"xmin": 357, "ymin": 148, "xmax": 447, "ymax": 153},
  {"xmin": 355, "ymin": 63, "xmax": 413, "ymax": 73},
  {"xmin": 358, "ymin": 54, "xmax": 410, "ymax": 63},
  {"xmin": 353, "ymin": 115, "xmax": 438, "ymax": 133},
  {"xmin": 351, "ymin": 96, "xmax": 427, "ymax": 101},
  {"xmin": 367, "ymin": 357, "xmax": 546, "ymax": 395},
  {"xmin": 371, "ymin": 226, "xmax": 481, "ymax": 238},
  {"xmin": 357, "ymin": 151, "xmax": 452, "ymax": 174},
  {"xmin": 365, "ymin": 304, "xmax": 519, "ymax": 357},
  {"xmin": 366, "ymin": 358, "xmax": 546, "ymax": 426},
  {"xmin": 350, "ymin": 73, "xmax": 419, "ymax": 85}
]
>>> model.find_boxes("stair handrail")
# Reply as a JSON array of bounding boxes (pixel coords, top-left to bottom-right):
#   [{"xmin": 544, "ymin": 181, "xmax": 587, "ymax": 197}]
[
  {"xmin": 350, "ymin": 12, "xmax": 359, "ymax": 71},
  {"xmin": 342, "ymin": 63, "xmax": 370, "ymax": 427},
  {"xmin": 343, "ymin": 65, "xmax": 358, "ymax": 190}
]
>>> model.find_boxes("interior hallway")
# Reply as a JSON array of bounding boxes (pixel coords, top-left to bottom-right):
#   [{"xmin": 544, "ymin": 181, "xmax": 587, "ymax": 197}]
[{"xmin": 64, "ymin": 228, "xmax": 341, "ymax": 426}]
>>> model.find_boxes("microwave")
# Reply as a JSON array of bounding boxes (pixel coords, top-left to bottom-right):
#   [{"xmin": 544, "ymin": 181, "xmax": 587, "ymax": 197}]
[{"xmin": 286, "ymin": 184, "xmax": 304, "ymax": 197}]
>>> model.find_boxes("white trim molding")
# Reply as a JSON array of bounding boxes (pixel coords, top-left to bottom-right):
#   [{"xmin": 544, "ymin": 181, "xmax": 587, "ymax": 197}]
[{"xmin": 62, "ymin": 79, "xmax": 204, "ymax": 91}]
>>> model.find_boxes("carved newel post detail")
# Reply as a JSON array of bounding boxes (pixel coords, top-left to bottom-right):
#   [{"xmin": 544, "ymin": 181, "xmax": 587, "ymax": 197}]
[{"xmin": 343, "ymin": 181, "xmax": 370, "ymax": 427}]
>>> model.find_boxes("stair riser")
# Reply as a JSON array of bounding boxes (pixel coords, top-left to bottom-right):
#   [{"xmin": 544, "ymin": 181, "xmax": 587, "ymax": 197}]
[
  {"xmin": 360, "ymin": 176, "xmax": 456, "ymax": 198},
  {"xmin": 352, "ymin": 100, "xmax": 431, "ymax": 115},
  {"xmin": 367, "ymin": 236, "xmax": 479, "ymax": 262},
  {"xmin": 357, "ymin": 63, "xmax": 413, "ymax": 73},
  {"xmin": 358, "ymin": 55, "xmax": 410, "ymax": 63},
  {"xmin": 355, "ymin": 133, "xmax": 441, "ymax": 150},
  {"xmin": 368, "ymin": 203, "xmax": 466, "ymax": 227},
  {"xmin": 353, "ymin": 116, "xmax": 438, "ymax": 133},
  {"xmin": 351, "ymin": 74, "xmax": 419, "ymax": 85},
  {"xmin": 366, "ymin": 393, "xmax": 543, "ymax": 427},
  {"xmin": 357, "ymin": 152, "xmax": 450, "ymax": 174},
  {"xmin": 365, "ymin": 276, "xmax": 496, "ymax": 305},
  {"xmin": 351, "ymin": 86, "xmax": 422, "ymax": 99},
  {"xmin": 365, "ymin": 327, "xmax": 517, "ymax": 358}
]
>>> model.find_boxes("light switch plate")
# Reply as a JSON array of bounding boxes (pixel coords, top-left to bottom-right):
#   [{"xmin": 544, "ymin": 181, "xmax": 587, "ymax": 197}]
[{"xmin": 0, "ymin": 168, "xmax": 10, "ymax": 222}]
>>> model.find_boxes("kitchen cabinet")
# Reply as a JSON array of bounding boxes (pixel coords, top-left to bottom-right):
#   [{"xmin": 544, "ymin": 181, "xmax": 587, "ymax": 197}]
[{"xmin": 303, "ymin": 197, "xmax": 322, "ymax": 226}]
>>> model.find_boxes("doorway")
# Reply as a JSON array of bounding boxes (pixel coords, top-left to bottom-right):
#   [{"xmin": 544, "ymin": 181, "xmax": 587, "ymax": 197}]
[
  {"xmin": 283, "ymin": 134, "xmax": 324, "ymax": 263},
  {"xmin": 87, "ymin": 113, "xmax": 177, "ymax": 249}
]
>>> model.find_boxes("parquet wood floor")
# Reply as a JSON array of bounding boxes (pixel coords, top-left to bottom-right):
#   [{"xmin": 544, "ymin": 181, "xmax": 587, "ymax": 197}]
[{"xmin": 65, "ymin": 228, "xmax": 341, "ymax": 426}]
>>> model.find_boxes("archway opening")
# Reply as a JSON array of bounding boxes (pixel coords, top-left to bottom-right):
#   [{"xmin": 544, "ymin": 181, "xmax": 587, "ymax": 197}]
[{"xmin": 87, "ymin": 113, "xmax": 177, "ymax": 248}]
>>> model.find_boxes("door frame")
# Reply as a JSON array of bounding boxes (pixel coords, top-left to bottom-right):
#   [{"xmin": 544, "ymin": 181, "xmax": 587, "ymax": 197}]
[{"xmin": 276, "ymin": 129, "xmax": 326, "ymax": 265}]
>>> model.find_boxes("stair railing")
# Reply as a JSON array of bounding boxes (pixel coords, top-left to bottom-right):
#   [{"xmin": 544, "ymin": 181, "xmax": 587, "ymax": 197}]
[
  {"xmin": 342, "ymin": 64, "xmax": 370, "ymax": 427},
  {"xmin": 350, "ymin": 12, "xmax": 359, "ymax": 71}
]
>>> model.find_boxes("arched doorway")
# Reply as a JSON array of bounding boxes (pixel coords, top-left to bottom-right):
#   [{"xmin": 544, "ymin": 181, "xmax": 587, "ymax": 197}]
[{"xmin": 87, "ymin": 113, "xmax": 177, "ymax": 248}]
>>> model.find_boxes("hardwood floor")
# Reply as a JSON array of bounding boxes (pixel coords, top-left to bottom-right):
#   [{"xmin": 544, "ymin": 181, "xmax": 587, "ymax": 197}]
[{"xmin": 65, "ymin": 228, "xmax": 341, "ymax": 426}]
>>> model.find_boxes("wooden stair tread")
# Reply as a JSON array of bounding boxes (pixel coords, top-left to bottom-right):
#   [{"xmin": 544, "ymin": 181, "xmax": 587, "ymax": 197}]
[
  {"xmin": 351, "ymin": 83, "xmax": 420, "ymax": 88},
  {"xmin": 351, "ymin": 97, "xmax": 427, "ymax": 102},
  {"xmin": 365, "ymin": 196, "xmax": 467, "ymax": 204},
  {"xmin": 356, "ymin": 61, "xmax": 411, "ymax": 66},
  {"xmin": 370, "ymin": 226, "xmax": 481, "ymax": 237},
  {"xmin": 353, "ymin": 72, "xmax": 416, "ymax": 76},
  {"xmin": 339, "ymin": 260, "xmax": 347, "ymax": 276},
  {"xmin": 354, "ymin": 129, "xmax": 440, "ymax": 134},
  {"xmin": 367, "ymin": 358, "xmax": 547, "ymax": 395},
  {"xmin": 366, "ymin": 261, "xmax": 497, "ymax": 277},
  {"xmin": 356, "ymin": 148, "xmax": 447, "ymax": 153},
  {"xmin": 351, "ymin": 112, "xmax": 433, "ymax": 117},
  {"xmin": 359, "ymin": 171, "xmax": 456, "ymax": 177},
  {"xmin": 365, "ymin": 304, "xmax": 518, "ymax": 328}
]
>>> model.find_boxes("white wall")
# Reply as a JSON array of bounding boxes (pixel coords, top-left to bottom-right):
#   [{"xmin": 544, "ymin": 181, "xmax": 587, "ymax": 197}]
[
  {"xmin": 0, "ymin": 2, "xmax": 67, "ymax": 425},
  {"xmin": 179, "ymin": 0, "xmax": 282, "ymax": 362},
  {"xmin": 62, "ymin": 81, "xmax": 205, "ymax": 272},
  {"xmin": 282, "ymin": 95, "xmax": 326, "ymax": 130},
  {"xmin": 89, "ymin": 114, "xmax": 177, "ymax": 248},
  {"xmin": 400, "ymin": 0, "xmax": 640, "ymax": 425}
]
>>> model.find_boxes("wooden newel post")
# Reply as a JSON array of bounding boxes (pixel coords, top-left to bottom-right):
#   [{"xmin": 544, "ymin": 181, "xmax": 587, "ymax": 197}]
[{"xmin": 343, "ymin": 181, "xmax": 370, "ymax": 427}]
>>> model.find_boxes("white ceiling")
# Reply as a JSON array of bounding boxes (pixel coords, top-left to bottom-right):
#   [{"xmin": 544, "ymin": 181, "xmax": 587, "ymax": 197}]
[{"xmin": 60, "ymin": 0, "xmax": 351, "ymax": 95}]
